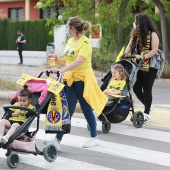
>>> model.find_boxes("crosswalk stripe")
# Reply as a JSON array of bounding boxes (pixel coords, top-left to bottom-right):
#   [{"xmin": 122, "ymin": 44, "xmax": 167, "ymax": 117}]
[
  {"xmin": 39, "ymin": 115, "xmax": 170, "ymax": 143},
  {"xmin": 36, "ymin": 130, "xmax": 170, "ymax": 167},
  {"xmin": 0, "ymin": 149, "xmax": 115, "ymax": 170},
  {"xmin": 1, "ymin": 115, "xmax": 170, "ymax": 169},
  {"xmin": 28, "ymin": 128, "xmax": 170, "ymax": 167}
]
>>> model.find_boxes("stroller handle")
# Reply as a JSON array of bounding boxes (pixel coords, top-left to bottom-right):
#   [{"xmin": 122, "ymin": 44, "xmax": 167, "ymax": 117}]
[
  {"xmin": 37, "ymin": 70, "xmax": 51, "ymax": 78},
  {"xmin": 37, "ymin": 70, "xmax": 62, "ymax": 82},
  {"xmin": 124, "ymin": 53, "xmax": 143, "ymax": 67}
]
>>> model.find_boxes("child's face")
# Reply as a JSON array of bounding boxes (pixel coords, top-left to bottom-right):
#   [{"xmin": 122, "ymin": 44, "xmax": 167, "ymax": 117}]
[
  {"xmin": 18, "ymin": 96, "xmax": 31, "ymax": 107},
  {"xmin": 111, "ymin": 69, "xmax": 122, "ymax": 80}
]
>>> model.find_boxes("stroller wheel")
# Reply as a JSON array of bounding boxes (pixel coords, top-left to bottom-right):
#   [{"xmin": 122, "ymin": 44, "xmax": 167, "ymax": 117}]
[
  {"xmin": 43, "ymin": 144, "xmax": 58, "ymax": 162},
  {"xmin": 102, "ymin": 122, "xmax": 111, "ymax": 134},
  {"xmin": 133, "ymin": 111, "xmax": 144, "ymax": 128},
  {"xmin": 7, "ymin": 152, "xmax": 19, "ymax": 168}
]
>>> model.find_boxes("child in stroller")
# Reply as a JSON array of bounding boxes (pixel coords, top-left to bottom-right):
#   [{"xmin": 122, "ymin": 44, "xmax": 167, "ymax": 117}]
[
  {"xmin": 0, "ymin": 70, "xmax": 70, "ymax": 168},
  {"xmin": 98, "ymin": 59, "xmax": 145, "ymax": 133},
  {"xmin": 0, "ymin": 84, "xmax": 34, "ymax": 144},
  {"xmin": 103, "ymin": 64, "xmax": 129, "ymax": 99}
]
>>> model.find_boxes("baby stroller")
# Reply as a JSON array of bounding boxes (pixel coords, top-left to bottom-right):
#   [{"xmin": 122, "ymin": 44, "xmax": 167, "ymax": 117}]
[
  {"xmin": 98, "ymin": 58, "xmax": 145, "ymax": 133},
  {"xmin": 0, "ymin": 70, "xmax": 70, "ymax": 168}
]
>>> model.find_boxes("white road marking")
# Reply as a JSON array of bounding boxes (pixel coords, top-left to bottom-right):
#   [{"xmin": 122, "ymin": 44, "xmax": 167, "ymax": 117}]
[
  {"xmin": 33, "ymin": 129, "xmax": 170, "ymax": 167},
  {"xmin": 0, "ymin": 149, "xmax": 115, "ymax": 170},
  {"xmin": 40, "ymin": 115, "xmax": 170, "ymax": 143}
]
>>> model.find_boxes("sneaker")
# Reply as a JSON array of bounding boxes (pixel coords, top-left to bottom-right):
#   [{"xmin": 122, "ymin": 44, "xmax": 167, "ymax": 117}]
[
  {"xmin": 82, "ymin": 137, "xmax": 100, "ymax": 148},
  {"xmin": 18, "ymin": 62, "xmax": 23, "ymax": 65},
  {"xmin": 143, "ymin": 113, "xmax": 151, "ymax": 123},
  {"xmin": 1, "ymin": 136, "xmax": 8, "ymax": 144},
  {"xmin": 43, "ymin": 139, "xmax": 60, "ymax": 151}
]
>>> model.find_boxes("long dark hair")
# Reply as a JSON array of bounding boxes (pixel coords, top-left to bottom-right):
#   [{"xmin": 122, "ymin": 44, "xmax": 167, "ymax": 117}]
[{"xmin": 130, "ymin": 13, "xmax": 159, "ymax": 51}]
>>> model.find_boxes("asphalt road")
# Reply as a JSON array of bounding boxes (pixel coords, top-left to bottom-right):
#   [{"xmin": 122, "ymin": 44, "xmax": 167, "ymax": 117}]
[
  {"xmin": 0, "ymin": 111, "xmax": 170, "ymax": 170},
  {"xmin": 0, "ymin": 64, "xmax": 170, "ymax": 169}
]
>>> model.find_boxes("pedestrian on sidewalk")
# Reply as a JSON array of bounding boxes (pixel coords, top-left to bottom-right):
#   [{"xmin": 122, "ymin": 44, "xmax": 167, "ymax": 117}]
[
  {"xmin": 123, "ymin": 13, "xmax": 159, "ymax": 122},
  {"xmin": 16, "ymin": 30, "xmax": 26, "ymax": 65},
  {"xmin": 45, "ymin": 16, "xmax": 107, "ymax": 150}
]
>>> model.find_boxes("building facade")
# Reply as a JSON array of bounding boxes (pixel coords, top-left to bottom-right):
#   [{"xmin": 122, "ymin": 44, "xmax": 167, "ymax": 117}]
[{"xmin": 0, "ymin": 0, "xmax": 62, "ymax": 20}]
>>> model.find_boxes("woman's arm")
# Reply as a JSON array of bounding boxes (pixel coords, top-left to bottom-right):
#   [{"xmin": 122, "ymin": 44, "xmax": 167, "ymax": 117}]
[
  {"xmin": 51, "ymin": 55, "xmax": 85, "ymax": 73},
  {"xmin": 48, "ymin": 54, "xmax": 66, "ymax": 65},
  {"xmin": 148, "ymin": 32, "xmax": 159, "ymax": 58}
]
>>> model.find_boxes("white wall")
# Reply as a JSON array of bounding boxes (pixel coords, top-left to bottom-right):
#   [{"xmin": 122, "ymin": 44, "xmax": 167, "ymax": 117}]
[
  {"xmin": 54, "ymin": 25, "xmax": 67, "ymax": 57},
  {"xmin": 53, "ymin": 24, "xmax": 101, "ymax": 57}
]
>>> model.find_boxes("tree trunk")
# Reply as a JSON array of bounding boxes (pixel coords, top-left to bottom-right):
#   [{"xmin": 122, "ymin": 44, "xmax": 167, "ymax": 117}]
[
  {"xmin": 118, "ymin": 0, "xmax": 130, "ymax": 50},
  {"xmin": 153, "ymin": 0, "xmax": 170, "ymax": 64}
]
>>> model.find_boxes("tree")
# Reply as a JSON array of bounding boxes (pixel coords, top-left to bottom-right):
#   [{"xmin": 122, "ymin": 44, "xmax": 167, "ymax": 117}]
[
  {"xmin": 38, "ymin": 0, "xmax": 170, "ymax": 67},
  {"xmin": 152, "ymin": 0, "xmax": 170, "ymax": 64}
]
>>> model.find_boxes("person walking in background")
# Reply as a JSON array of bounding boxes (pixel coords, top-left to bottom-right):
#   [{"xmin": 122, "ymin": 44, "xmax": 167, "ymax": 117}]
[
  {"xmin": 45, "ymin": 16, "xmax": 108, "ymax": 150},
  {"xmin": 16, "ymin": 30, "xmax": 26, "ymax": 65},
  {"xmin": 123, "ymin": 13, "xmax": 159, "ymax": 122}
]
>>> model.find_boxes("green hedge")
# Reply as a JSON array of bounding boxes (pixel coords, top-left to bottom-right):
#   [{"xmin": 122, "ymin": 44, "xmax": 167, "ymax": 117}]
[{"xmin": 0, "ymin": 19, "xmax": 53, "ymax": 51}]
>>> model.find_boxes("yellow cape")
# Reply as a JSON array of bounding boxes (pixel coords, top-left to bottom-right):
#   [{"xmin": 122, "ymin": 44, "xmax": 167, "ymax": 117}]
[{"xmin": 63, "ymin": 68, "xmax": 108, "ymax": 115}]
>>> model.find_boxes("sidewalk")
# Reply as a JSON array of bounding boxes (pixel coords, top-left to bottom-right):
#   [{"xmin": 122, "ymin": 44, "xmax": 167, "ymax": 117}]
[
  {"xmin": 0, "ymin": 63, "xmax": 170, "ymax": 129},
  {"xmin": 0, "ymin": 50, "xmax": 46, "ymax": 66}
]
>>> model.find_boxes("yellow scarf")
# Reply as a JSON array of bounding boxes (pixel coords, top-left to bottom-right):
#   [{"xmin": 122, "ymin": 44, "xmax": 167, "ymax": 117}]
[{"xmin": 63, "ymin": 68, "xmax": 108, "ymax": 115}]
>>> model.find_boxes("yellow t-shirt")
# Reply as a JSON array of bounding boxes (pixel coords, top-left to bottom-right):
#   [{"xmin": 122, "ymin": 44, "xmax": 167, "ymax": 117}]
[
  {"xmin": 9, "ymin": 102, "xmax": 35, "ymax": 122},
  {"xmin": 107, "ymin": 79, "xmax": 126, "ymax": 92},
  {"xmin": 64, "ymin": 35, "xmax": 92, "ymax": 70}
]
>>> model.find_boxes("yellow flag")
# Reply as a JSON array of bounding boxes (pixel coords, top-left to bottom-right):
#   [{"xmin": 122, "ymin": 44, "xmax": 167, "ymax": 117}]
[{"xmin": 116, "ymin": 46, "xmax": 125, "ymax": 62}]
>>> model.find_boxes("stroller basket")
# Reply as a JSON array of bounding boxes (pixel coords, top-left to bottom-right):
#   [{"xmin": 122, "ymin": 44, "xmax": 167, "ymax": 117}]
[{"xmin": 101, "ymin": 97, "xmax": 131, "ymax": 123}]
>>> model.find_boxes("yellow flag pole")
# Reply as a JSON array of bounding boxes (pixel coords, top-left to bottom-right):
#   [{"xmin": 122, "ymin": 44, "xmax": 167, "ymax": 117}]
[{"xmin": 116, "ymin": 46, "xmax": 125, "ymax": 62}]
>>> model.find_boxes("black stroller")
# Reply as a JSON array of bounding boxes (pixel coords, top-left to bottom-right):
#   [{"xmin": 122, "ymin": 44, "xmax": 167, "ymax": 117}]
[
  {"xmin": 98, "ymin": 59, "xmax": 145, "ymax": 133},
  {"xmin": 0, "ymin": 70, "xmax": 70, "ymax": 168}
]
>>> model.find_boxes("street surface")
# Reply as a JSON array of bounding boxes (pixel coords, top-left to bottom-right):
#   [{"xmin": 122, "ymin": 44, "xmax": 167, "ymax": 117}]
[
  {"xmin": 0, "ymin": 63, "xmax": 170, "ymax": 106},
  {"xmin": 0, "ymin": 111, "xmax": 170, "ymax": 170},
  {"xmin": 0, "ymin": 63, "xmax": 170, "ymax": 169}
]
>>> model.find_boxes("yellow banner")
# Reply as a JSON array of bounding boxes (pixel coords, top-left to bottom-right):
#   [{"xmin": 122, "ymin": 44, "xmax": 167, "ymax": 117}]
[
  {"xmin": 16, "ymin": 74, "xmax": 64, "ymax": 95},
  {"xmin": 16, "ymin": 74, "xmax": 35, "ymax": 85},
  {"xmin": 46, "ymin": 77, "xmax": 65, "ymax": 95}
]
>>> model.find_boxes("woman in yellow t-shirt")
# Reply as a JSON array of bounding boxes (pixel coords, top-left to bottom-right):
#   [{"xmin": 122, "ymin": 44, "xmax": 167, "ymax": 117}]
[
  {"xmin": 0, "ymin": 84, "xmax": 34, "ymax": 144},
  {"xmin": 104, "ymin": 64, "xmax": 129, "ymax": 99},
  {"xmin": 46, "ymin": 16, "xmax": 107, "ymax": 150}
]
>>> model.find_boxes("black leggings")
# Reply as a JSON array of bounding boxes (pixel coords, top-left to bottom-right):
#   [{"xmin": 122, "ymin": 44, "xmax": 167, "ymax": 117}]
[{"xmin": 133, "ymin": 68, "xmax": 157, "ymax": 114}]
